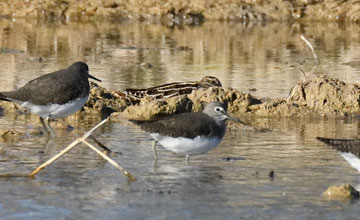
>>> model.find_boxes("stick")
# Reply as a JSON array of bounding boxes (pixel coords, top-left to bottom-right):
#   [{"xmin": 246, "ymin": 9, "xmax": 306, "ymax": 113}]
[
  {"xmin": 30, "ymin": 138, "xmax": 82, "ymax": 176},
  {"xmin": 81, "ymin": 139, "xmax": 136, "ymax": 181},
  {"xmin": 30, "ymin": 117, "xmax": 110, "ymax": 177},
  {"xmin": 299, "ymin": 68, "xmax": 307, "ymax": 78},
  {"xmin": 301, "ymin": 35, "xmax": 320, "ymax": 65}
]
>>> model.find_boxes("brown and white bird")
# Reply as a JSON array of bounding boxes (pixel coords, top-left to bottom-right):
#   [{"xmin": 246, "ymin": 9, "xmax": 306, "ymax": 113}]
[{"xmin": 117, "ymin": 76, "xmax": 222, "ymax": 103}]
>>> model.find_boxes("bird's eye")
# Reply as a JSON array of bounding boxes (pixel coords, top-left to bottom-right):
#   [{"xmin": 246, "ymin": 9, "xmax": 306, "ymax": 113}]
[{"xmin": 214, "ymin": 107, "xmax": 222, "ymax": 112}]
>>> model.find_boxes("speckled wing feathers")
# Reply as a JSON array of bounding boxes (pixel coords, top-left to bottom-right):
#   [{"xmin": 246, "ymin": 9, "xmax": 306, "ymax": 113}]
[
  {"xmin": 131, "ymin": 112, "xmax": 220, "ymax": 139},
  {"xmin": 317, "ymin": 137, "xmax": 360, "ymax": 156},
  {"xmin": 0, "ymin": 67, "xmax": 88, "ymax": 105}
]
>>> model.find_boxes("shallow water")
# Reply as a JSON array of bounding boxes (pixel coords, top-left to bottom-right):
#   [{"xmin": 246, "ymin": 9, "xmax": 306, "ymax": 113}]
[
  {"xmin": 0, "ymin": 20, "xmax": 360, "ymax": 98},
  {"xmin": 0, "ymin": 18, "xmax": 359, "ymax": 219}
]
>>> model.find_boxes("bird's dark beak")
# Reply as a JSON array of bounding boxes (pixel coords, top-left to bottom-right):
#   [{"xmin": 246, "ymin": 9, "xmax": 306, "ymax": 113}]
[
  {"xmin": 89, "ymin": 74, "xmax": 102, "ymax": 82},
  {"xmin": 225, "ymin": 112, "xmax": 247, "ymax": 125},
  {"xmin": 232, "ymin": 117, "xmax": 247, "ymax": 125}
]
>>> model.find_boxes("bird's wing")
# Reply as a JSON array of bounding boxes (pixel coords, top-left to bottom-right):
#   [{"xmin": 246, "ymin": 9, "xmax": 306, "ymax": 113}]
[
  {"xmin": 131, "ymin": 113, "xmax": 216, "ymax": 139},
  {"xmin": 4, "ymin": 69, "xmax": 86, "ymax": 105}
]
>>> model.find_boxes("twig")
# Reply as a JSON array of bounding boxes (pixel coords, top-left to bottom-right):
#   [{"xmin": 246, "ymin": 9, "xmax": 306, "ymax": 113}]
[
  {"xmin": 81, "ymin": 139, "xmax": 136, "ymax": 181},
  {"xmin": 301, "ymin": 35, "xmax": 320, "ymax": 65},
  {"xmin": 2, "ymin": 116, "xmax": 135, "ymax": 181},
  {"xmin": 30, "ymin": 117, "xmax": 110, "ymax": 177},
  {"xmin": 285, "ymin": 1, "xmax": 296, "ymax": 19},
  {"xmin": 298, "ymin": 68, "xmax": 307, "ymax": 78},
  {"xmin": 30, "ymin": 138, "xmax": 83, "ymax": 176}
]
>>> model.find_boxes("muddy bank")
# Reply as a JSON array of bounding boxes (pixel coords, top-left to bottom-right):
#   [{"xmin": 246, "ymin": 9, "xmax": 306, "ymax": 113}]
[
  {"xmin": 1, "ymin": 0, "xmax": 360, "ymax": 23},
  {"xmin": 0, "ymin": 73, "xmax": 358, "ymax": 123},
  {"xmin": 81, "ymin": 73, "xmax": 359, "ymax": 120}
]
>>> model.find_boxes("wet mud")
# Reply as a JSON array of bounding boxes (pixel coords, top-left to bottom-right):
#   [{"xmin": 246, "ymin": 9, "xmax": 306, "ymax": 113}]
[
  {"xmin": 81, "ymin": 73, "xmax": 359, "ymax": 120},
  {"xmin": 0, "ymin": 72, "xmax": 358, "ymax": 124}
]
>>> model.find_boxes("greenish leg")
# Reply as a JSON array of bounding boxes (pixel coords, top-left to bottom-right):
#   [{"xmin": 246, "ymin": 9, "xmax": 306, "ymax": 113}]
[
  {"xmin": 152, "ymin": 140, "xmax": 158, "ymax": 159},
  {"xmin": 185, "ymin": 155, "xmax": 190, "ymax": 164},
  {"xmin": 40, "ymin": 117, "xmax": 56, "ymax": 137}
]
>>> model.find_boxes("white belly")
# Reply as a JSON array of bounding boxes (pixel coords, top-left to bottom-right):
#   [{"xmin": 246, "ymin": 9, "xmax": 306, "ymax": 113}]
[
  {"xmin": 150, "ymin": 133, "xmax": 222, "ymax": 156},
  {"xmin": 12, "ymin": 95, "xmax": 88, "ymax": 119}
]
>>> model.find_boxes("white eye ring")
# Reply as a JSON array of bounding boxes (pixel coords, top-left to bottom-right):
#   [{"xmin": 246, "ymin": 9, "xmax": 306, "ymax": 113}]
[{"xmin": 214, "ymin": 107, "xmax": 222, "ymax": 112}]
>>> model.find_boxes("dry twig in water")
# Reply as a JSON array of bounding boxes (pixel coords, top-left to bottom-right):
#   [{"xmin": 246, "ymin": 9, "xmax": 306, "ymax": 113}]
[
  {"xmin": 301, "ymin": 35, "xmax": 320, "ymax": 66},
  {"xmin": 298, "ymin": 35, "xmax": 320, "ymax": 77},
  {"xmin": 28, "ymin": 117, "xmax": 135, "ymax": 181},
  {"xmin": 81, "ymin": 139, "xmax": 136, "ymax": 181}
]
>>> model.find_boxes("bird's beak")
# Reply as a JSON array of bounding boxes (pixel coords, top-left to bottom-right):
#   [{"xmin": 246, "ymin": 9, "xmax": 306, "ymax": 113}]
[
  {"xmin": 89, "ymin": 74, "xmax": 102, "ymax": 82},
  {"xmin": 232, "ymin": 117, "xmax": 247, "ymax": 125},
  {"xmin": 224, "ymin": 112, "xmax": 247, "ymax": 125}
]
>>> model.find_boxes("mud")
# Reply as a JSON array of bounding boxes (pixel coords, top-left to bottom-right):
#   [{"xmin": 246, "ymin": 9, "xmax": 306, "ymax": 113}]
[
  {"xmin": 287, "ymin": 73, "xmax": 360, "ymax": 116},
  {"xmin": 0, "ymin": 129, "xmax": 24, "ymax": 142},
  {"xmin": 322, "ymin": 184, "xmax": 360, "ymax": 201},
  {"xmin": 84, "ymin": 82, "xmax": 130, "ymax": 117},
  {"xmin": 0, "ymin": 73, "xmax": 358, "ymax": 122},
  {"xmin": 1, "ymin": 0, "xmax": 360, "ymax": 23},
  {"xmin": 103, "ymin": 73, "xmax": 359, "ymax": 120}
]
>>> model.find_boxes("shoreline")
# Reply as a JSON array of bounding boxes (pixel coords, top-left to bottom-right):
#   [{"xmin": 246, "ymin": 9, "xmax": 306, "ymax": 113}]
[{"xmin": 1, "ymin": 1, "xmax": 360, "ymax": 24}]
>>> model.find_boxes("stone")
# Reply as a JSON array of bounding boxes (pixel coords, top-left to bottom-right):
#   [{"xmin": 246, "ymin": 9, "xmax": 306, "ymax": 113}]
[{"xmin": 322, "ymin": 184, "xmax": 360, "ymax": 201}]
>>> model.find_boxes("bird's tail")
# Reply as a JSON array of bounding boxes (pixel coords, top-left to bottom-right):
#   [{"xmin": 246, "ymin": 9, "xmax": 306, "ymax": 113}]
[
  {"xmin": 0, "ymin": 92, "xmax": 10, "ymax": 101},
  {"xmin": 317, "ymin": 137, "xmax": 360, "ymax": 156},
  {"xmin": 129, "ymin": 119, "xmax": 147, "ymax": 125},
  {"xmin": 316, "ymin": 137, "xmax": 359, "ymax": 148}
]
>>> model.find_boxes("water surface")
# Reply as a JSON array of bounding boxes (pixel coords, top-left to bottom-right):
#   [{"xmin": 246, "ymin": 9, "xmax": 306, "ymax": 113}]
[
  {"xmin": 0, "ymin": 20, "xmax": 360, "ymax": 98},
  {"xmin": 0, "ymin": 19, "xmax": 359, "ymax": 219}
]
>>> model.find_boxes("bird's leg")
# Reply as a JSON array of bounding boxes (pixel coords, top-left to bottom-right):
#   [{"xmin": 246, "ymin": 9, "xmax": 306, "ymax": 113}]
[
  {"xmin": 185, "ymin": 155, "xmax": 190, "ymax": 164},
  {"xmin": 40, "ymin": 117, "xmax": 56, "ymax": 137},
  {"xmin": 152, "ymin": 140, "xmax": 158, "ymax": 159},
  {"xmin": 152, "ymin": 140, "xmax": 159, "ymax": 166},
  {"xmin": 152, "ymin": 157, "xmax": 158, "ymax": 167}
]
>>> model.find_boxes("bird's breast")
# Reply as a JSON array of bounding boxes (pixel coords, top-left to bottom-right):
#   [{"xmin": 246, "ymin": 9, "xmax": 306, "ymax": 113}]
[{"xmin": 150, "ymin": 133, "xmax": 222, "ymax": 156}]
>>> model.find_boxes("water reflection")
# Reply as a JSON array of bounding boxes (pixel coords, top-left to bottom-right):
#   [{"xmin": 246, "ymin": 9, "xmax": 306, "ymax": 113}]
[{"xmin": 0, "ymin": 19, "xmax": 360, "ymax": 99}]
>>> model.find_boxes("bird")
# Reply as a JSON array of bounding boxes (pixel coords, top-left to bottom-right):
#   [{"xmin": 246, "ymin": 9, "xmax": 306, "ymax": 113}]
[
  {"xmin": 317, "ymin": 137, "xmax": 360, "ymax": 156},
  {"xmin": 116, "ymin": 76, "xmax": 222, "ymax": 104},
  {"xmin": 130, "ymin": 101, "xmax": 244, "ymax": 162},
  {"xmin": 0, "ymin": 62, "xmax": 101, "ymax": 137}
]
